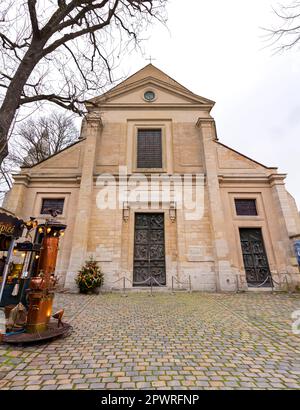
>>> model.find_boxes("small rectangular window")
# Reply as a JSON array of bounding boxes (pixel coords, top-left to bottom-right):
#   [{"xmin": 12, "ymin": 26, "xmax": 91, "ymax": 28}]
[
  {"xmin": 235, "ymin": 199, "xmax": 257, "ymax": 216},
  {"xmin": 137, "ymin": 129, "xmax": 162, "ymax": 169},
  {"xmin": 41, "ymin": 198, "xmax": 64, "ymax": 215}
]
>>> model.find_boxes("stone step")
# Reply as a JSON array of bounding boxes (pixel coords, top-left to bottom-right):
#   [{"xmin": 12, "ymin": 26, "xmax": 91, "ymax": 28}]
[{"xmin": 247, "ymin": 287, "xmax": 273, "ymax": 292}]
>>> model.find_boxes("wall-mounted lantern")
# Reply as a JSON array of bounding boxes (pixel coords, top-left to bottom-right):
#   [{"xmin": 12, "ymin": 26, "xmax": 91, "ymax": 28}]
[
  {"xmin": 169, "ymin": 201, "xmax": 177, "ymax": 223},
  {"xmin": 123, "ymin": 202, "xmax": 130, "ymax": 223},
  {"xmin": 24, "ymin": 217, "xmax": 38, "ymax": 238}
]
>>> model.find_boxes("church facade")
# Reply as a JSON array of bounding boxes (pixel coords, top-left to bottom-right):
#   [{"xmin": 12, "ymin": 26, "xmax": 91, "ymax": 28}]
[{"xmin": 4, "ymin": 64, "xmax": 300, "ymax": 292}]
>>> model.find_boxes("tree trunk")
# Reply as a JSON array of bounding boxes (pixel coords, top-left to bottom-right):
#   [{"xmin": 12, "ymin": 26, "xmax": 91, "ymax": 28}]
[{"xmin": 0, "ymin": 41, "xmax": 44, "ymax": 166}]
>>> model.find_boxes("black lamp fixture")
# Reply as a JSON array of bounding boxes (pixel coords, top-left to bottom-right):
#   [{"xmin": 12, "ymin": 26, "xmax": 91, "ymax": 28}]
[{"xmin": 37, "ymin": 209, "xmax": 66, "ymax": 237}]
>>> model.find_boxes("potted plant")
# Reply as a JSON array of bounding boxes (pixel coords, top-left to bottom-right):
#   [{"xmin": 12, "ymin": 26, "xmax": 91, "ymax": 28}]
[{"xmin": 76, "ymin": 257, "xmax": 104, "ymax": 294}]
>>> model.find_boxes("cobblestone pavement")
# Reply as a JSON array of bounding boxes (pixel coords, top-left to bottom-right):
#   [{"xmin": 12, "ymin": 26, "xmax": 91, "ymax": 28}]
[{"xmin": 0, "ymin": 291, "xmax": 300, "ymax": 390}]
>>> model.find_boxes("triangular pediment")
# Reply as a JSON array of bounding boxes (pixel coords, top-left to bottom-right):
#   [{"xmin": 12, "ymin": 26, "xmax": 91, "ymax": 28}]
[
  {"xmin": 112, "ymin": 64, "xmax": 191, "ymax": 92},
  {"xmin": 216, "ymin": 142, "xmax": 271, "ymax": 171},
  {"xmin": 22, "ymin": 139, "xmax": 84, "ymax": 172},
  {"xmin": 87, "ymin": 64, "xmax": 215, "ymax": 108}
]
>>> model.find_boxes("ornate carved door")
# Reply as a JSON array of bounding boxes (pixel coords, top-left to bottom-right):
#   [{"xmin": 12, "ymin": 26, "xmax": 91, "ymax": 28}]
[
  {"xmin": 133, "ymin": 213, "xmax": 166, "ymax": 286},
  {"xmin": 239, "ymin": 228, "xmax": 272, "ymax": 286}
]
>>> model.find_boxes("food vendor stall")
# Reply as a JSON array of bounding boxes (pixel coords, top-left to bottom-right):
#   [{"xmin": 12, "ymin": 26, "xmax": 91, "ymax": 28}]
[
  {"xmin": 1, "ymin": 209, "xmax": 72, "ymax": 344},
  {"xmin": 0, "ymin": 211, "xmax": 25, "ymax": 307}
]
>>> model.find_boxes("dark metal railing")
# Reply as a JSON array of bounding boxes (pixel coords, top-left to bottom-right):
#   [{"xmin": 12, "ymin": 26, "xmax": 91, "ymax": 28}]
[
  {"xmin": 102, "ymin": 274, "xmax": 192, "ymax": 297},
  {"xmin": 236, "ymin": 273, "xmax": 293, "ymax": 293}
]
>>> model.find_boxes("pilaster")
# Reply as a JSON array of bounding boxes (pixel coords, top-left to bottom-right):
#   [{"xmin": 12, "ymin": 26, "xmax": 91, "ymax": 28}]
[
  {"xmin": 64, "ymin": 113, "xmax": 102, "ymax": 291},
  {"xmin": 270, "ymin": 175, "xmax": 299, "ymax": 275},
  {"xmin": 197, "ymin": 118, "xmax": 235, "ymax": 291},
  {"xmin": 2, "ymin": 175, "xmax": 29, "ymax": 218}
]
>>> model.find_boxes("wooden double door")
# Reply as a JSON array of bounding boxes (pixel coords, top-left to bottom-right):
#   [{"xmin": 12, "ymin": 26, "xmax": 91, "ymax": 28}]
[{"xmin": 133, "ymin": 213, "xmax": 166, "ymax": 286}]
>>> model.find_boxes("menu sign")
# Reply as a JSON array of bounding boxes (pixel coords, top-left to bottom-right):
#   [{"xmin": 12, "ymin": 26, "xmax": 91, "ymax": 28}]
[
  {"xmin": 0, "ymin": 213, "xmax": 24, "ymax": 238},
  {"xmin": 0, "ymin": 223, "xmax": 14, "ymax": 236}
]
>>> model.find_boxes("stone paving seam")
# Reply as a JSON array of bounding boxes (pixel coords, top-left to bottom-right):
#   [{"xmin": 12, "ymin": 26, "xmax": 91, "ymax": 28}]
[
  {"xmin": 210, "ymin": 293, "xmax": 296, "ymax": 350},
  {"xmin": 207, "ymin": 293, "xmax": 300, "ymax": 355},
  {"xmin": 67, "ymin": 295, "xmax": 95, "ymax": 323},
  {"xmin": 1, "ymin": 293, "xmax": 300, "ymax": 390},
  {"xmin": 0, "ymin": 294, "xmax": 95, "ymax": 387}
]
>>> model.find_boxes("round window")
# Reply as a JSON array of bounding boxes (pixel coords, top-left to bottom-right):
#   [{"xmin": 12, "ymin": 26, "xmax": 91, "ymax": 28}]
[{"xmin": 144, "ymin": 90, "xmax": 155, "ymax": 101}]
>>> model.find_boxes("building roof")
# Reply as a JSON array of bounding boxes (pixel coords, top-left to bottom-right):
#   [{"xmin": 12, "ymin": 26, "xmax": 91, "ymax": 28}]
[{"xmin": 87, "ymin": 63, "xmax": 215, "ymax": 107}]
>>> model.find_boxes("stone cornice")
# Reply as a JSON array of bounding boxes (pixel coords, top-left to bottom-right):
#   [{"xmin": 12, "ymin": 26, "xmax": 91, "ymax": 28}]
[
  {"xmin": 88, "ymin": 104, "xmax": 212, "ymax": 111},
  {"xmin": 268, "ymin": 173, "xmax": 287, "ymax": 185},
  {"xmin": 196, "ymin": 117, "xmax": 218, "ymax": 140},
  {"xmin": 218, "ymin": 173, "xmax": 287, "ymax": 185},
  {"xmin": 196, "ymin": 117, "xmax": 215, "ymax": 127},
  {"xmin": 13, "ymin": 173, "xmax": 81, "ymax": 185},
  {"xmin": 85, "ymin": 113, "xmax": 103, "ymax": 125},
  {"xmin": 11, "ymin": 173, "xmax": 30, "ymax": 186}
]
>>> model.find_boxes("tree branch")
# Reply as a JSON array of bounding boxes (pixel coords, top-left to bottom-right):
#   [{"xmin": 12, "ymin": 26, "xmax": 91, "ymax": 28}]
[
  {"xmin": 27, "ymin": 0, "xmax": 40, "ymax": 38},
  {"xmin": 0, "ymin": 32, "xmax": 28, "ymax": 50},
  {"xmin": 63, "ymin": 43, "xmax": 90, "ymax": 89},
  {"xmin": 55, "ymin": 0, "xmax": 110, "ymax": 33},
  {"xmin": 0, "ymin": 0, "xmax": 167, "ymax": 167},
  {"xmin": 42, "ymin": 0, "xmax": 120, "ymax": 56},
  {"xmin": 19, "ymin": 93, "xmax": 86, "ymax": 115},
  {"xmin": 0, "ymin": 165, "xmax": 12, "ymax": 189},
  {"xmin": 266, "ymin": 1, "xmax": 300, "ymax": 51}
]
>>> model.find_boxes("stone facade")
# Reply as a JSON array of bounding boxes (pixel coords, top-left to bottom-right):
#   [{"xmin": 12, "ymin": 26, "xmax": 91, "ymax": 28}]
[{"xmin": 4, "ymin": 64, "xmax": 300, "ymax": 291}]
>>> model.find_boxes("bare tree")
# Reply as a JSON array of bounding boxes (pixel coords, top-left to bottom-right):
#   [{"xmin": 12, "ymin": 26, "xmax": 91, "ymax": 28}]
[
  {"xmin": 0, "ymin": 0, "xmax": 167, "ymax": 166},
  {"xmin": 9, "ymin": 111, "xmax": 79, "ymax": 167},
  {"xmin": 266, "ymin": 1, "xmax": 300, "ymax": 51},
  {"xmin": 0, "ymin": 111, "xmax": 78, "ymax": 204},
  {"xmin": 0, "ymin": 160, "xmax": 13, "ymax": 204}
]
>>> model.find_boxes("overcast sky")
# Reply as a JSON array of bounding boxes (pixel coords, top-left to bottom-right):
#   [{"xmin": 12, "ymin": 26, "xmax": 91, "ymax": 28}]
[{"xmin": 113, "ymin": 0, "xmax": 300, "ymax": 208}]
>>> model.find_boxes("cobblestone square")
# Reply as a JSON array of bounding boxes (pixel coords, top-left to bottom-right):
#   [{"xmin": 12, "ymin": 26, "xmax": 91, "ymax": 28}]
[{"xmin": 1, "ymin": 291, "xmax": 300, "ymax": 390}]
